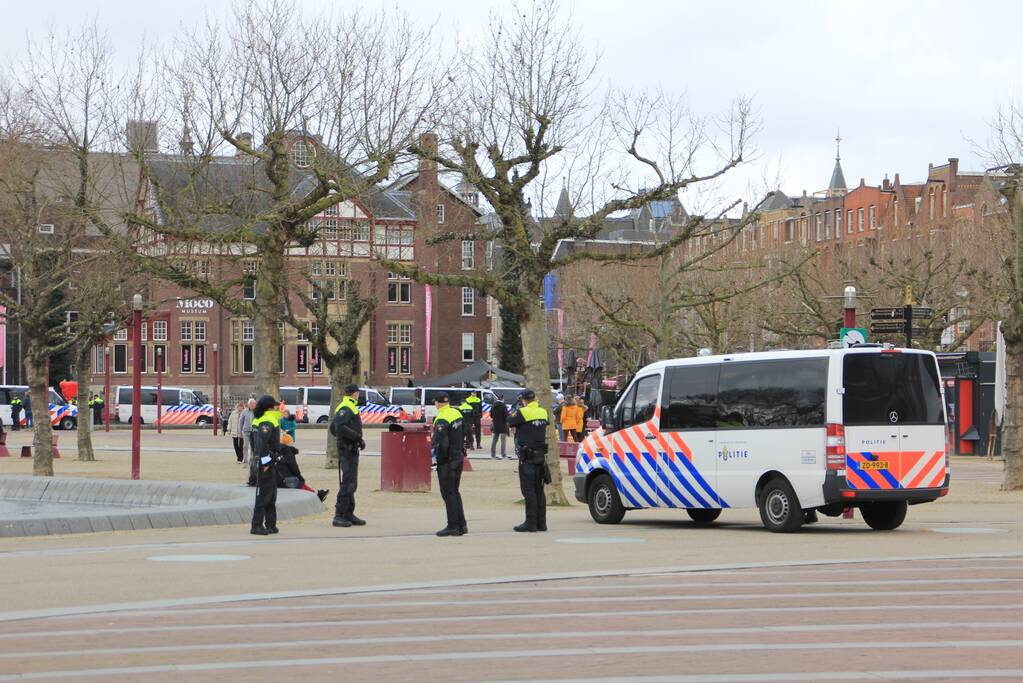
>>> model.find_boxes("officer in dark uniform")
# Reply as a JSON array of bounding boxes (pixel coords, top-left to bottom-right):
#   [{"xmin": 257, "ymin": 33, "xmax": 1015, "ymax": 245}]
[
  {"xmin": 432, "ymin": 392, "xmax": 467, "ymax": 536},
  {"xmin": 456, "ymin": 395, "xmax": 475, "ymax": 451},
  {"xmin": 90, "ymin": 394, "xmax": 105, "ymax": 426},
  {"xmin": 331, "ymin": 383, "xmax": 366, "ymax": 528},
  {"xmin": 250, "ymin": 394, "xmax": 282, "ymax": 536},
  {"xmin": 507, "ymin": 388, "xmax": 551, "ymax": 532},
  {"xmin": 10, "ymin": 395, "xmax": 22, "ymax": 431},
  {"xmin": 466, "ymin": 391, "xmax": 483, "ymax": 449}
]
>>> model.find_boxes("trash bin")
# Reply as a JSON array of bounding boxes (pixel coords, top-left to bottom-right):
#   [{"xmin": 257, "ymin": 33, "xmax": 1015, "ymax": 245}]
[{"xmin": 380, "ymin": 422, "xmax": 433, "ymax": 492}]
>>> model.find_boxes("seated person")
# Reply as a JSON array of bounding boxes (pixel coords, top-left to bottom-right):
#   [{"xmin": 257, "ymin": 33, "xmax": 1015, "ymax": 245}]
[{"xmin": 275, "ymin": 433, "xmax": 329, "ymax": 502}]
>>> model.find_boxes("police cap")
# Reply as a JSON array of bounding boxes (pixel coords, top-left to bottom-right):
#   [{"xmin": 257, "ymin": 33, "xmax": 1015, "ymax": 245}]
[
  {"xmin": 343, "ymin": 383, "xmax": 359, "ymax": 395},
  {"xmin": 433, "ymin": 391, "xmax": 449, "ymax": 404},
  {"xmin": 521, "ymin": 388, "xmax": 536, "ymax": 400}
]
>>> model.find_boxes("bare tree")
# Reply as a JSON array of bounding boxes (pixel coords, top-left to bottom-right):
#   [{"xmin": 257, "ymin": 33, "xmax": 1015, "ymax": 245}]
[{"xmin": 383, "ymin": 0, "xmax": 754, "ymax": 504}]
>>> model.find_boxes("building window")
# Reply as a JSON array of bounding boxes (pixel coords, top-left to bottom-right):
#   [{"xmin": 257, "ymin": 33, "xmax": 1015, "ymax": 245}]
[
  {"xmin": 461, "ymin": 333, "xmax": 474, "ymax": 362},
  {"xmin": 93, "ymin": 345, "xmax": 105, "ymax": 374},
  {"xmin": 114, "ymin": 328, "xmax": 128, "ymax": 342},
  {"xmin": 784, "ymin": 220, "xmax": 793, "ymax": 243},
  {"xmin": 462, "ymin": 287, "xmax": 475, "ymax": 316},
  {"xmin": 847, "ymin": 209, "xmax": 853, "ymax": 234},
  {"xmin": 485, "ymin": 241, "xmax": 494, "ymax": 270},
  {"xmin": 373, "ymin": 225, "xmax": 414, "ymax": 261},
  {"xmin": 942, "ymin": 188, "xmax": 948, "ymax": 218},
  {"xmin": 113, "ymin": 344, "xmax": 128, "ymax": 374},
  {"xmin": 194, "ymin": 321, "xmax": 206, "ymax": 342},
  {"xmin": 929, "ymin": 187, "xmax": 935, "ymax": 220},
  {"xmin": 486, "ymin": 333, "xmax": 494, "ymax": 363},
  {"xmin": 461, "ymin": 240, "xmax": 475, "ymax": 270},
  {"xmin": 386, "ymin": 322, "xmax": 413, "ymax": 375},
  {"xmin": 141, "ymin": 322, "xmax": 148, "ymax": 342},
  {"xmin": 322, "ymin": 218, "xmax": 337, "ymax": 240},
  {"xmin": 291, "ymin": 139, "xmax": 312, "ymax": 168},
  {"xmin": 857, "ymin": 208, "xmax": 864, "ymax": 232},
  {"xmin": 893, "ymin": 199, "xmax": 899, "ymax": 227},
  {"xmin": 242, "ymin": 260, "xmax": 257, "ymax": 300},
  {"xmin": 437, "ymin": 204, "xmax": 445, "ymax": 224},
  {"xmin": 815, "ymin": 214, "xmax": 822, "ymax": 242},
  {"xmin": 153, "ymin": 320, "xmax": 167, "ymax": 341},
  {"xmin": 180, "ymin": 320, "xmax": 193, "ymax": 342},
  {"xmin": 387, "ymin": 272, "xmax": 411, "ymax": 304},
  {"xmin": 487, "ymin": 295, "xmax": 495, "ymax": 318},
  {"xmin": 869, "ymin": 205, "xmax": 876, "ymax": 229},
  {"xmin": 824, "ymin": 211, "xmax": 831, "ymax": 240}
]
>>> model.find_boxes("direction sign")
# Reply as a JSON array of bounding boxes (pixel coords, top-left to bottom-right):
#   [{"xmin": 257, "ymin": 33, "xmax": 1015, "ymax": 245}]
[
  {"xmin": 911, "ymin": 307, "xmax": 933, "ymax": 319},
  {"xmin": 871, "ymin": 308, "xmax": 905, "ymax": 320},
  {"xmin": 870, "ymin": 322, "xmax": 929, "ymax": 335},
  {"xmin": 839, "ymin": 327, "xmax": 869, "ymax": 348}
]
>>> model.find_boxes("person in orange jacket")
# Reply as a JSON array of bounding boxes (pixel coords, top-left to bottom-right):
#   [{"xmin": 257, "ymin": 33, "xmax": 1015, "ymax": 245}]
[{"xmin": 559, "ymin": 396, "xmax": 585, "ymax": 442}]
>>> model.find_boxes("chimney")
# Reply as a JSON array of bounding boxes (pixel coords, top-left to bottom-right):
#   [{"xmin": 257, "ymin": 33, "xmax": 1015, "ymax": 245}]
[
  {"xmin": 418, "ymin": 132, "xmax": 438, "ymax": 186},
  {"xmin": 894, "ymin": 173, "xmax": 900, "ymax": 186},
  {"xmin": 882, "ymin": 174, "xmax": 891, "ymax": 191},
  {"xmin": 126, "ymin": 120, "xmax": 159, "ymax": 156},
  {"xmin": 948, "ymin": 157, "xmax": 959, "ymax": 192},
  {"xmin": 859, "ymin": 178, "xmax": 865, "ymax": 188},
  {"xmin": 236, "ymin": 132, "xmax": 253, "ymax": 156}
]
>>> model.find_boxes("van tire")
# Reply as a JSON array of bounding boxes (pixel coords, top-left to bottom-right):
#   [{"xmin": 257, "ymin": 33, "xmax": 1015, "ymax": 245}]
[
  {"xmin": 758, "ymin": 478, "xmax": 803, "ymax": 533},
  {"xmin": 383, "ymin": 416, "xmax": 397, "ymax": 424},
  {"xmin": 860, "ymin": 501, "xmax": 908, "ymax": 531},
  {"xmin": 59, "ymin": 416, "xmax": 76, "ymax": 431},
  {"xmin": 195, "ymin": 416, "xmax": 211, "ymax": 426},
  {"xmin": 686, "ymin": 508, "xmax": 722, "ymax": 524},
  {"xmin": 317, "ymin": 416, "xmax": 329, "ymax": 424},
  {"xmin": 588, "ymin": 473, "xmax": 626, "ymax": 525}
]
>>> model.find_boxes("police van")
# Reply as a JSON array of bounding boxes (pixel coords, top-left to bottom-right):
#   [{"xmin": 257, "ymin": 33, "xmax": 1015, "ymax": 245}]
[
  {"xmin": 115, "ymin": 386, "xmax": 215, "ymax": 425},
  {"xmin": 574, "ymin": 347, "xmax": 949, "ymax": 533},
  {"xmin": 0, "ymin": 385, "xmax": 78, "ymax": 430},
  {"xmin": 388, "ymin": 386, "xmax": 498, "ymax": 422},
  {"xmin": 280, "ymin": 386, "xmax": 402, "ymax": 424}
]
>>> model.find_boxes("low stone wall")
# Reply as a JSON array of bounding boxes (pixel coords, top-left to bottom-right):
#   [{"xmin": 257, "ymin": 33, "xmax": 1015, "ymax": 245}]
[{"xmin": 0, "ymin": 476, "xmax": 325, "ymax": 537}]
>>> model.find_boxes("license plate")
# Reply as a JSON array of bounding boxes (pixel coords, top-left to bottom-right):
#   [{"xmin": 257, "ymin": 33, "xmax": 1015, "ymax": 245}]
[{"xmin": 860, "ymin": 461, "xmax": 890, "ymax": 471}]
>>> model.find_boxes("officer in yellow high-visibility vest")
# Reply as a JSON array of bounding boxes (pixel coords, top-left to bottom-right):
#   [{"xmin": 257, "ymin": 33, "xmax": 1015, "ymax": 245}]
[
  {"xmin": 330, "ymin": 383, "xmax": 365, "ymax": 528},
  {"xmin": 465, "ymin": 391, "xmax": 483, "ymax": 449},
  {"xmin": 249, "ymin": 395, "xmax": 282, "ymax": 536},
  {"xmin": 432, "ymin": 392, "xmax": 467, "ymax": 536},
  {"xmin": 9, "ymin": 396, "xmax": 22, "ymax": 431},
  {"xmin": 507, "ymin": 388, "xmax": 551, "ymax": 532}
]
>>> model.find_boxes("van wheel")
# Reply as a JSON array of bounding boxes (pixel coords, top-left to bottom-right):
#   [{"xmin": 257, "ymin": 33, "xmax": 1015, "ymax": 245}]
[
  {"xmin": 758, "ymin": 478, "xmax": 803, "ymax": 533},
  {"xmin": 317, "ymin": 416, "xmax": 329, "ymax": 424},
  {"xmin": 383, "ymin": 416, "xmax": 397, "ymax": 424},
  {"xmin": 588, "ymin": 473, "xmax": 626, "ymax": 525},
  {"xmin": 59, "ymin": 416, "xmax": 76, "ymax": 431},
  {"xmin": 686, "ymin": 508, "xmax": 721, "ymax": 524},
  {"xmin": 195, "ymin": 416, "xmax": 211, "ymax": 426},
  {"xmin": 860, "ymin": 501, "xmax": 908, "ymax": 531}
]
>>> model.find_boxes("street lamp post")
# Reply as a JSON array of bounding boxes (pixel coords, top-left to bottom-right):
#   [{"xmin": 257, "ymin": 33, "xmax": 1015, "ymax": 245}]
[
  {"xmin": 156, "ymin": 346, "xmax": 163, "ymax": 435},
  {"xmin": 104, "ymin": 346, "xmax": 111, "ymax": 433},
  {"xmin": 212, "ymin": 343, "xmax": 219, "ymax": 436},
  {"xmin": 843, "ymin": 285, "xmax": 858, "ymax": 328},
  {"xmin": 131, "ymin": 294, "xmax": 142, "ymax": 480}
]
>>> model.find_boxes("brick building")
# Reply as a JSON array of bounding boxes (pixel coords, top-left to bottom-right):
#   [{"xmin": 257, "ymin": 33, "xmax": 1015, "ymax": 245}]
[{"xmin": 87, "ymin": 132, "xmax": 495, "ymax": 401}]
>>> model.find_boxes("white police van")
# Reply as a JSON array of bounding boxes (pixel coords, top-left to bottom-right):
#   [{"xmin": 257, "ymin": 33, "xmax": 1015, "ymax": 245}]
[
  {"xmin": 115, "ymin": 385, "xmax": 214, "ymax": 426},
  {"xmin": 0, "ymin": 385, "xmax": 78, "ymax": 430},
  {"xmin": 388, "ymin": 386, "xmax": 499, "ymax": 422},
  {"xmin": 574, "ymin": 347, "xmax": 949, "ymax": 533},
  {"xmin": 280, "ymin": 386, "xmax": 401, "ymax": 425}
]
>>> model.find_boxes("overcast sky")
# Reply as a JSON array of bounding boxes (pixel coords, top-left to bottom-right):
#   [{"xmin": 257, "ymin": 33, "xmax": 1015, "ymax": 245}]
[{"xmin": 5, "ymin": 0, "xmax": 1021, "ymax": 203}]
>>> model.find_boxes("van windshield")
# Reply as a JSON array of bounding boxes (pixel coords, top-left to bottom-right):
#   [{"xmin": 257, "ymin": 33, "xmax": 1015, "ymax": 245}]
[{"xmin": 843, "ymin": 353, "xmax": 943, "ymax": 426}]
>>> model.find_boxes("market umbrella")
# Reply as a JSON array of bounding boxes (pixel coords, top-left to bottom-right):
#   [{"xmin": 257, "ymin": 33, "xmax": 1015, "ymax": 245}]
[
  {"xmin": 563, "ymin": 349, "xmax": 578, "ymax": 395},
  {"xmin": 586, "ymin": 347, "xmax": 604, "ymax": 415}
]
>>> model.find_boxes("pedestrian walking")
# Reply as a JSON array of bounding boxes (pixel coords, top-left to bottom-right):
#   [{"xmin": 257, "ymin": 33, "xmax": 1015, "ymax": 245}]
[
  {"xmin": 331, "ymin": 383, "xmax": 366, "ymax": 528},
  {"xmin": 227, "ymin": 402, "xmax": 245, "ymax": 463},
  {"xmin": 250, "ymin": 395, "xmax": 282, "ymax": 536},
  {"xmin": 10, "ymin": 395, "xmax": 22, "ymax": 431},
  {"xmin": 280, "ymin": 409, "xmax": 297, "ymax": 442},
  {"xmin": 242, "ymin": 398, "xmax": 257, "ymax": 485},
  {"xmin": 489, "ymin": 398, "xmax": 510, "ymax": 459},
  {"xmin": 552, "ymin": 393, "xmax": 565, "ymax": 441},
  {"xmin": 507, "ymin": 388, "xmax": 550, "ymax": 532},
  {"xmin": 432, "ymin": 392, "xmax": 467, "ymax": 536}
]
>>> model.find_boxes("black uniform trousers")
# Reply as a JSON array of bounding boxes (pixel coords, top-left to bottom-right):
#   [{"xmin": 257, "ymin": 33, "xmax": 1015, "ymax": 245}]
[
  {"xmin": 472, "ymin": 416, "xmax": 482, "ymax": 448},
  {"xmin": 92, "ymin": 406, "xmax": 103, "ymax": 426},
  {"xmin": 251, "ymin": 465, "xmax": 278, "ymax": 530},
  {"xmin": 518, "ymin": 460, "xmax": 547, "ymax": 530},
  {"xmin": 437, "ymin": 459, "xmax": 466, "ymax": 531},
  {"xmin": 247, "ymin": 433, "xmax": 258, "ymax": 486},
  {"xmin": 10, "ymin": 408, "xmax": 20, "ymax": 430},
  {"xmin": 335, "ymin": 444, "xmax": 360, "ymax": 518}
]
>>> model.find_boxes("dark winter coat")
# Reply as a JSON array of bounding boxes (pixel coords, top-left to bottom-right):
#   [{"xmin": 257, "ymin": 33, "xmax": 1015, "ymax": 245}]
[{"xmin": 490, "ymin": 401, "xmax": 509, "ymax": 435}]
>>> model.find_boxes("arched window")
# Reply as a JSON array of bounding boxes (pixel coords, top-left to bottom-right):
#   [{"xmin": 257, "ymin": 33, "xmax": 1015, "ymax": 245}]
[
  {"xmin": 929, "ymin": 187, "xmax": 935, "ymax": 220},
  {"xmin": 291, "ymin": 140, "xmax": 313, "ymax": 168}
]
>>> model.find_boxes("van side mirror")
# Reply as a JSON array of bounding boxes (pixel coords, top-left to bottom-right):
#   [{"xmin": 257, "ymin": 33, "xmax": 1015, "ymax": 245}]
[{"xmin": 600, "ymin": 405, "xmax": 616, "ymax": 431}]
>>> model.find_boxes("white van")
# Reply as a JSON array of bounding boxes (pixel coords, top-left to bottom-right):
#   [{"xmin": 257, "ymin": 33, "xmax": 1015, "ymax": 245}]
[
  {"xmin": 115, "ymin": 385, "xmax": 214, "ymax": 426},
  {"xmin": 574, "ymin": 347, "xmax": 949, "ymax": 533},
  {"xmin": 388, "ymin": 386, "xmax": 498, "ymax": 422},
  {"xmin": 0, "ymin": 385, "xmax": 78, "ymax": 430},
  {"xmin": 281, "ymin": 386, "xmax": 402, "ymax": 424}
]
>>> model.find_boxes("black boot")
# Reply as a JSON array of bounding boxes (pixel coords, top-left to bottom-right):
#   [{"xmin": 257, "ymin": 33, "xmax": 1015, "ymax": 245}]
[
  {"xmin": 332, "ymin": 515, "xmax": 352, "ymax": 528},
  {"xmin": 514, "ymin": 523, "xmax": 537, "ymax": 532},
  {"xmin": 250, "ymin": 527, "xmax": 270, "ymax": 536},
  {"xmin": 348, "ymin": 514, "xmax": 366, "ymax": 526},
  {"xmin": 436, "ymin": 527, "xmax": 463, "ymax": 537}
]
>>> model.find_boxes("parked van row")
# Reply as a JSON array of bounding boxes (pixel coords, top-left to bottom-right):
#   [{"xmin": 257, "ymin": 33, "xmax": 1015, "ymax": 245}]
[
  {"xmin": 115, "ymin": 386, "xmax": 215, "ymax": 426},
  {"xmin": 575, "ymin": 347, "xmax": 949, "ymax": 533},
  {"xmin": 0, "ymin": 386, "xmax": 78, "ymax": 430}
]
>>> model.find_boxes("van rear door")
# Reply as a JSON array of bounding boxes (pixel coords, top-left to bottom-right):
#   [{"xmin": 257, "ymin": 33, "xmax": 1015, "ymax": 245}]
[{"xmin": 842, "ymin": 352, "xmax": 947, "ymax": 491}]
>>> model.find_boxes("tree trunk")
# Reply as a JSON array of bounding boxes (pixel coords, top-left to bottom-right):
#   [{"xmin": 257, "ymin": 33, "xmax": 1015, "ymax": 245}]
[
  {"xmin": 75, "ymin": 346, "xmax": 95, "ymax": 462},
  {"xmin": 1003, "ymin": 340, "xmax": 1023, "ymax": 490},
  {"xmin": 521, "ymin": 303, "xmax": 569, "ymax": 506},
  {"xmin": 323, "ymin": 362, "xmax": 347, "ymax": 469},
  {"xmin": 25, "ymin": 352, "xmax": 54, "ymax": 476},
  {"xmin": 253, "ymin": 246, "xmax": 285, "ymax": 398}
]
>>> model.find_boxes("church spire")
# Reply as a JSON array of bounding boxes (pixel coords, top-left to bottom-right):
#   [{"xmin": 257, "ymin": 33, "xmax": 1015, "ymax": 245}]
[{"xmin": 827, "ymin": 129, "xmax": 847, "ymax": 197}]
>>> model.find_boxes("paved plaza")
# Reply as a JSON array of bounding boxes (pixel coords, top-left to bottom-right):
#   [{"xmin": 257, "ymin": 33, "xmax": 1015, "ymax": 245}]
[{"xmin": 1, "ymin": 429, "xmax": 1022, "ymax": 681}]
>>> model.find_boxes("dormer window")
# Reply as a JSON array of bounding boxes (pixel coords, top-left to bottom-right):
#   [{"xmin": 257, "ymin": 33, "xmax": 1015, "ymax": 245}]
[{"xmin": 290, "ymin": 140, "xmax": 313, "ymax": 168}]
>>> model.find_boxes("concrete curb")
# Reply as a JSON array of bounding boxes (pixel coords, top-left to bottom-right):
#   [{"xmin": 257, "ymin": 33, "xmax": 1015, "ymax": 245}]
[{"xmin": 0, "ymin": 476, "xmax": 325, "ymax": 538}]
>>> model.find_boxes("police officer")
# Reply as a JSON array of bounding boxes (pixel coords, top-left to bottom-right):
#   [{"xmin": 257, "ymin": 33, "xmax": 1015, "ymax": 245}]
[
  {"xmin": 456, "ymin": 395, "xmax": 475, "ymax": 451},
  {"xmin": 90, "ymin": 394, "xmax": 105, "ymax": 426},
  {"xmin": 331, "ymin": 383, "xmax": 366, "ymax": 528},
  {"xmin": 507, "ymin": 388, "xmax": 550, "ymax": 532},
  {"xmin": 432, "ymin": 392, "xmax": 467, "ymax": 536},
  {"xmin": 10, "ymin": 395, "xmax": 22, "ymax": 431},
  {"xmin": 250, "ymin": 394, "xmax": 282, "ymax": 536},
  {"xmin": 466, "ymin": 391, "xmax": 483, "ymax": 449}
]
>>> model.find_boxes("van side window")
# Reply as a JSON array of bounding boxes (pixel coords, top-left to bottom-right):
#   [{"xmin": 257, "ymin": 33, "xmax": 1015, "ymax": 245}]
[
  {"xmin": 661, "ymin": 365, "xmax": 719, "ymax": 430},
  {"xmin": 716, "ymin": 359, "xmax": 827, "ymax": 428},
  {"xmin": 118, "ymin": 388, "xmax": 132, "ymax": 404},
  {"xmin": 622, "ymin": 375, "xmax": 660, "ymax": 427},
  {"xmin": 390, "ymin": 388, "xmax": 418, "ymax": 405}
]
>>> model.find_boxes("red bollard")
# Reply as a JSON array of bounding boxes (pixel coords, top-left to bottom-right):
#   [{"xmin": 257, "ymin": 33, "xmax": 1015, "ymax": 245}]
[
  {"xmin": 51, "ymin": 434, "xmax": 61, "ymax": 459},
  {"xmin": 0, "ymin": 432, "xmax": 9, "ymax": 457},
  {"xmin": 842, "ymin": 506, "xmax": 854, "ymax": 519}
]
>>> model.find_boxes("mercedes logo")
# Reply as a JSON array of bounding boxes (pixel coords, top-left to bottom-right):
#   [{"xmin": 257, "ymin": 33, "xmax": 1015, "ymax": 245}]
[{"xmin": 888, "ymin": 411, "xmax": 899, "ymax": 424}]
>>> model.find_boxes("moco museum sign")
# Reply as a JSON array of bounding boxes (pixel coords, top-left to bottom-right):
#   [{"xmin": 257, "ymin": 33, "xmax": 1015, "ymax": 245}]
[{"xmin": 176, "ymin": 298, "xmax": 216, "ymax": 315}]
